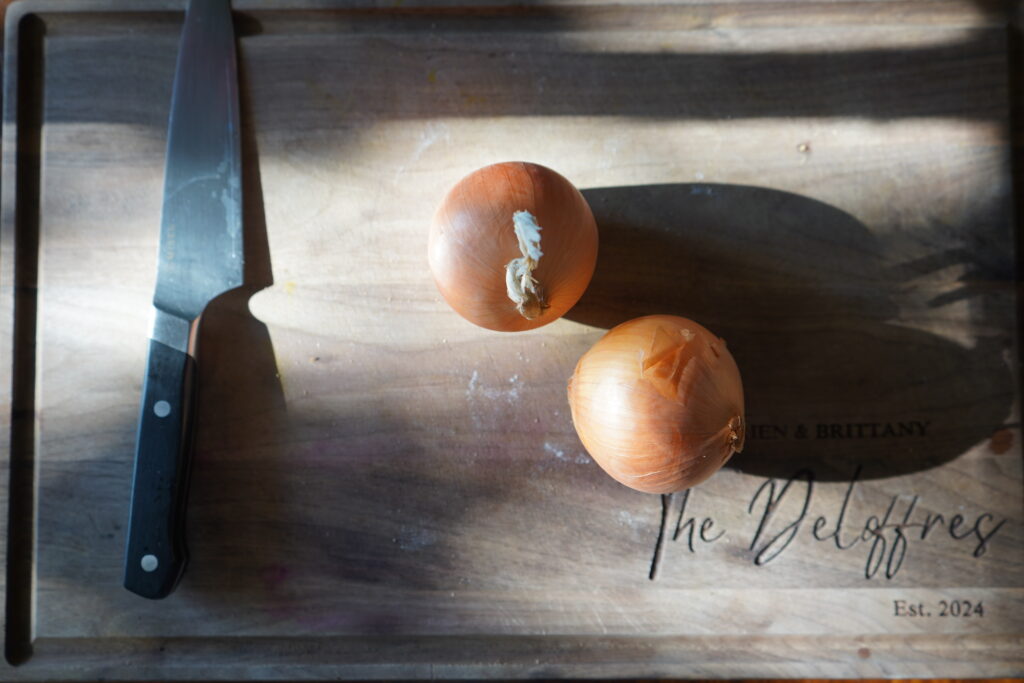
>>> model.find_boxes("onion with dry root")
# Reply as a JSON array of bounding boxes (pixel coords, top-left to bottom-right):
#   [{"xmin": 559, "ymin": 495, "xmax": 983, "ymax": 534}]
[
  {"xmin": 428, "ymin": 162, "xmax": 598, "ymax": 332},
  {"xmin": 568, "ymin": 315, "xmax": 745, "ymax": 493}
]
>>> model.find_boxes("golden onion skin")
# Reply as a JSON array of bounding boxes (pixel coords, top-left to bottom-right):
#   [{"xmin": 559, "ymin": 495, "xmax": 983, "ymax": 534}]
[
  {"xmin": 568, "ymin": 315, "xmax": 745, "ymax": 493},
  {"xmin": 428, "ymin": 162, "xmax": 598, "ymax": 332}
]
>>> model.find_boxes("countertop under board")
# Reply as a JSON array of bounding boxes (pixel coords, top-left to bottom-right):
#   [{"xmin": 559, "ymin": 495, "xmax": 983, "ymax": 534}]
[{"xmin": 1, "ymin": 0, "xmax": 1022, "ymax": 679}]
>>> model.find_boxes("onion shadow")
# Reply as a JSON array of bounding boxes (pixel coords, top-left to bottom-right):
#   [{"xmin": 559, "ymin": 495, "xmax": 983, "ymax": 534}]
[{"xmin": 569, "ymin": 184, "xmax": 1015, "ymax": 481}]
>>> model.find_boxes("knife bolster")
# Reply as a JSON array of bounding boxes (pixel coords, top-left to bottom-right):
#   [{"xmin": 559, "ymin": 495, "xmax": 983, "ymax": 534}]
[{"xmin": 151, "ymin": 307, "xmax": 195, "ymax": 355}]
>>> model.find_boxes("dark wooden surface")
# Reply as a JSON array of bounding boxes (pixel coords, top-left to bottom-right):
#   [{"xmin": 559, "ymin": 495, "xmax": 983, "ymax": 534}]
[{"xmin": 1, "ymin": 0, "xmax": 1022, "ymax": 679}]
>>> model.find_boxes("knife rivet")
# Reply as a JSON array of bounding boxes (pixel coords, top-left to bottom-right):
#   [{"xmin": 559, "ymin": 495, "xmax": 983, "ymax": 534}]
[
  {"xmin": 141, "ymin": 554, "xmax": 159, "ymax": 572},
  {"xmin": 154, "ymin": 400, "xmax": 171, "ymax": 418}
]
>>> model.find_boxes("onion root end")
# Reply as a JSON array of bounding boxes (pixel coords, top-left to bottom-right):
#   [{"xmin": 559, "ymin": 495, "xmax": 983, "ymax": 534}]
[{"xmin": 505, "ymin": 210, "xmax": 549, "ymax": 320}]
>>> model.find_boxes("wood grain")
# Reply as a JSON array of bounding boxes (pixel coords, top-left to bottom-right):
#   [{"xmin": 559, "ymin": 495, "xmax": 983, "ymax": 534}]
[{"xmin": 1, "ymin": 0, "xmax": 1022, "ymax": 679}]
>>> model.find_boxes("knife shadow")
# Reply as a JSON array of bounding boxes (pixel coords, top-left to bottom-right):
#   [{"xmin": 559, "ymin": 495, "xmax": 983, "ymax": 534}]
[
  {"xmin": 169, "ymin": 44, "xmax": 487, "ymax": 617},
  {"xmin": 183, "ymin": 49, "xmax": 290, "ymax": 600}
]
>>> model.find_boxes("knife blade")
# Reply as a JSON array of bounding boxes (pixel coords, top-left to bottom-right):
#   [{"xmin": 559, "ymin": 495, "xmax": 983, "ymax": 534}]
[{"xmin": 124, "ymin": 0, "xmax": 243, "ymax": 599}]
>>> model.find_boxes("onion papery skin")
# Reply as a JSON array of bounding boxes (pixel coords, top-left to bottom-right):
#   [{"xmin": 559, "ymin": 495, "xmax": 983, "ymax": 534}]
[
  {"xmin": 568, "ymin": 315, "xmax": 745, "ymax": 494},
  {"xmin": 428, "ymin": 162, "xmax": 598, "ymax": 332}
]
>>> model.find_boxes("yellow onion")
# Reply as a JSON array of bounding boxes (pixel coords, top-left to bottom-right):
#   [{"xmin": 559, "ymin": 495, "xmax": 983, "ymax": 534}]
[
  {"xmin": 568, "ymin": 315, "xmax": 745, "ymax": 493},
  {"xmin": 428, "ymin": 162, "xmax": 598, "ymax": 331}
]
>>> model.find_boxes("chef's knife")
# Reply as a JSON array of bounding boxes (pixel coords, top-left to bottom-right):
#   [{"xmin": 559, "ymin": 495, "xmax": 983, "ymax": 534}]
[{"xmin": 124, "ymin": 0, "xmax": 243, "ymax": 599}]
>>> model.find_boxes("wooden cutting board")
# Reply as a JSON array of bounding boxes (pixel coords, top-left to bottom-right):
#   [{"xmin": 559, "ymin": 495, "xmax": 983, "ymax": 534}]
[{"xmin": 1, "ymin": 0, "xmax": 1022, "ymax": 678}]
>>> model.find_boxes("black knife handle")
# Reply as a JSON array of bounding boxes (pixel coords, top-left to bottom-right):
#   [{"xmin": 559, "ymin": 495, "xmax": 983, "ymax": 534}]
[{"xmin": 124, "ymin": 338, "xmax": 197, "ymax": 599}]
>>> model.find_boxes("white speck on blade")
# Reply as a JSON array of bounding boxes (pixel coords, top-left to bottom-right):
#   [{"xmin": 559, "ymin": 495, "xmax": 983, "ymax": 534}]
[{"xmin": 221, "ymin": 188, "xmax": 241, "ymax": 237}]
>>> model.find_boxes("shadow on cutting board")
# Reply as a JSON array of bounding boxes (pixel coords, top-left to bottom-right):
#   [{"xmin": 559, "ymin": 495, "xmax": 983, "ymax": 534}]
[
  {"xmin": 183, "ymin": 323, "xmax": 511, "ymax": 622},
  {"xmin": 569, "ymin": 184, "xmax": 1015, "ymax": 482}
]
